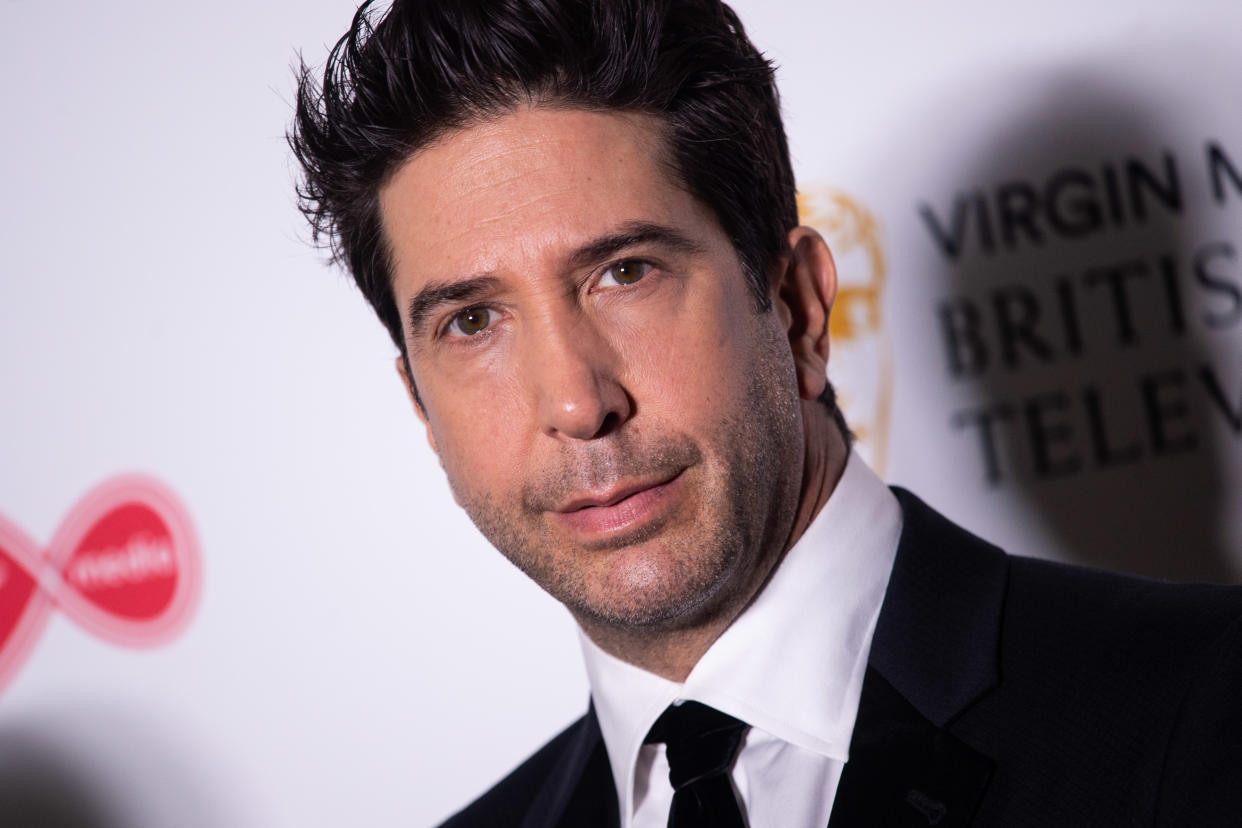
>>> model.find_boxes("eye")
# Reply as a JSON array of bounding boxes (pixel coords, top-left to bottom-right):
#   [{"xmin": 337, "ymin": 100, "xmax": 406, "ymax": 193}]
[
  {"xmin": 447, "ymin": 306, "xmax": 493, "ymax": 337},
  {"xmin": 598, "ymin": 259, "xmax": 652, "ymax": 287}
]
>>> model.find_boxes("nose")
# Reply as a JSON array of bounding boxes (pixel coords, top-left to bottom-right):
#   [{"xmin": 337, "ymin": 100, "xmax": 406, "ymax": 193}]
[{"xmin": 526, "ymin": 313, "xmax": 632, "ymax": 441}]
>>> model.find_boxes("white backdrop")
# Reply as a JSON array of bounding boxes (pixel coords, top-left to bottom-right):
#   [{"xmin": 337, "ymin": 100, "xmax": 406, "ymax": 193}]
[{"xmin": 1, "ymin": 1, "xmax": 1239, "ymax": 825}]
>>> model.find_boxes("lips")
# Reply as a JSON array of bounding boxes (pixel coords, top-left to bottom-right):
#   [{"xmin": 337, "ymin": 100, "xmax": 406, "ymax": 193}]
[{"xmin": 551, "ymin": 471, "xmax": 684, "ymax": 537}]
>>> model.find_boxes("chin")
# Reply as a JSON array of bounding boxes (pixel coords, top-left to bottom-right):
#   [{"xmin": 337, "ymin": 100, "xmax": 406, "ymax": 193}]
[{"xmin": 560, "ymin": 539, "xmax": 744, "ymax": 632}]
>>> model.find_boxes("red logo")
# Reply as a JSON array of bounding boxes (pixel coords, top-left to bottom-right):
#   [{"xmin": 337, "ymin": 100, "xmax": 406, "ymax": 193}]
[{"xmin": 0, "ymin": 475, "xmax": 200, "ymax": 694}]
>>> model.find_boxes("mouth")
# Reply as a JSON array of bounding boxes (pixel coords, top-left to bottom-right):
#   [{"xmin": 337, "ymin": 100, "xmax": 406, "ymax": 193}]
[{"xmin": 550, "ymin": 470, "xmax": 685, "ymax": 538}]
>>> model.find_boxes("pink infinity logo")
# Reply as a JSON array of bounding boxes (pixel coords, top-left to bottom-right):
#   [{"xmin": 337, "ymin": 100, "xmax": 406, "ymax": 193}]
[{"xmin": 0, "ymin": 475, "xmax": 200, "ymax": 695}]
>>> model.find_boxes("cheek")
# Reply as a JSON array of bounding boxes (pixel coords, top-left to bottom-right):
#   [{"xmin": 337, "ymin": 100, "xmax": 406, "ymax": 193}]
[
  {"xmin": 617, "ymin": 290, "xmax": 758, "ymax": 422},
  {"xmin": 423, "ymin": 372, "xmax": 529, "ymax": 495}
]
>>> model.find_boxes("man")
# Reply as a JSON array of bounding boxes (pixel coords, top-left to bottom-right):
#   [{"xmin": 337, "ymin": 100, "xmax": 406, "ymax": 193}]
[{"xmin": 290, "ymin": 1, "xmax": 1242, "ymax": 824}]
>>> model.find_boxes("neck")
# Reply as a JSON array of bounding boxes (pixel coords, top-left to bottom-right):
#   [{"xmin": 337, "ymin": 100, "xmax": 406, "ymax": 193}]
[{"xmin": 579, "ymin": 399, "xmax": 849, "ymax": 681}]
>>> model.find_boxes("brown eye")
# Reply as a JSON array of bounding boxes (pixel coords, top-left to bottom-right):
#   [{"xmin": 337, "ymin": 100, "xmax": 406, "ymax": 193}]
[
  {"xmin": 602, "ymin": 260, "xmax": 650, "ymax": 286},
  {"xmin": 451, "ymin": 306, "xmax": 491, "ymax": 336}
]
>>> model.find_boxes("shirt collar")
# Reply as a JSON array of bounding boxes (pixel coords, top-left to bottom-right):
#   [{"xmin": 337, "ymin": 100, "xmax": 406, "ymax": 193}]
[{"xmin": 578, "ymin": 451, "xmax": 902, "ymax": 818}]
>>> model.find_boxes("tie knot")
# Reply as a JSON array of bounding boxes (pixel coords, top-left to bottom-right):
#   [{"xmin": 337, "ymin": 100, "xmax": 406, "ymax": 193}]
[{"xmin": 645, "ymin": 701, "xmax": 749, "ymax": 790}]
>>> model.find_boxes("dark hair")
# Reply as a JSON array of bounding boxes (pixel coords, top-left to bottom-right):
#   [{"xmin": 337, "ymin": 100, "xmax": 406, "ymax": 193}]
[{"xmin": 290, "ymin": 0, "xmax": 848, "ymax": 435}]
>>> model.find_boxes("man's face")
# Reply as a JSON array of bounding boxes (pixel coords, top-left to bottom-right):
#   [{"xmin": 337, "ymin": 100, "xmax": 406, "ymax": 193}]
[{"xmin": 380, "ymin": 107, "xmax": 806, "ymax": 633}]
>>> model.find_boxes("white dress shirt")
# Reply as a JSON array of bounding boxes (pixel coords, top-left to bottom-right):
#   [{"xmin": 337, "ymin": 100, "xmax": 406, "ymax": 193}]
[{"xmin": 578, "ymin": 452, "xmax": 902, "ymax": 828}]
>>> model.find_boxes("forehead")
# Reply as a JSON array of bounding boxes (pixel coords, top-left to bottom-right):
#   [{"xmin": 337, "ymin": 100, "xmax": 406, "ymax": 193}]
[{"xmin": 378, "ymin": 107, "xmax": 703, "ymax": 280}]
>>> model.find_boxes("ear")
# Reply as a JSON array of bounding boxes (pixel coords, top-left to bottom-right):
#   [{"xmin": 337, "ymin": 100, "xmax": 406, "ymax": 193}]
[
  {"xmin": 395, "ymin": 356, "xmax": 440, "ymax": 458},
  {"xmin": 774, "ymin": 226, "xmax": 838, "ymax": 400}
]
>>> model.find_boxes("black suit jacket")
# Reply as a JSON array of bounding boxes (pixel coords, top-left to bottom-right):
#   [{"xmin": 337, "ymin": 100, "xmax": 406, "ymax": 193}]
[{"xmin": 440, "ymin": 489, "xmax": 1242, "ymax": 826}]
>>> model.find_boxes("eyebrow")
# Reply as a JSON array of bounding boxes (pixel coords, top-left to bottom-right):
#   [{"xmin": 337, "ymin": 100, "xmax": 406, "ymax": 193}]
[
  {"xmin": 567, "ymin": 221, "xmax": 706, "ymax": 269},
  {"xmin": 404, "ymin": 221, "xmax": 705, "ymax": 340},
  {"xmin": 406, "ymin": 276, "xmax": 501, "ymax": 341}
]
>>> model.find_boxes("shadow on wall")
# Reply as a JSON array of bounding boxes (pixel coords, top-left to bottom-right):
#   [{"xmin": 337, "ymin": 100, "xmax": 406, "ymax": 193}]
[
  {"xmin": 0, "ymin": 727, "xmax": 123, "ymax": 828},
  {"xmin": 914, "ymin": 64, "xmax": 1239, "ymax": 582},
  {"xmin": 0, "ymin": 707, "xmax": 237, "ymax": 828}
]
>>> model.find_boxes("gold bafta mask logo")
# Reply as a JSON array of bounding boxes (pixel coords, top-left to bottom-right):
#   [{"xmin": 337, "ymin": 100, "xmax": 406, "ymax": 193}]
[{"xmin": 797, "ymin": 188, "xmax": 894, "ymax": 473}]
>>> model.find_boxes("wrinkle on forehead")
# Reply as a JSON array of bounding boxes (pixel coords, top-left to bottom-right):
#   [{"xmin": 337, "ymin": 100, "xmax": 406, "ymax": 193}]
[{"xmin": 379, "ymin": 106, "xmax": 680, "ymax": 283}]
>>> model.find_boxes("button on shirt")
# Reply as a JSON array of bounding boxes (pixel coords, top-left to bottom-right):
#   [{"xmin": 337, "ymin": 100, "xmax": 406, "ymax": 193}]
[{"xmin": 579, "ymin": 452, "xmax": 902, "ymax": 828}]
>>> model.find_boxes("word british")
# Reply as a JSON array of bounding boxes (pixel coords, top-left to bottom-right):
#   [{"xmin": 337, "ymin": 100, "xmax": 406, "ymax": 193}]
[{"xmin": 938, "ymin": 244, "xmax": 1241, "ymax": 377}]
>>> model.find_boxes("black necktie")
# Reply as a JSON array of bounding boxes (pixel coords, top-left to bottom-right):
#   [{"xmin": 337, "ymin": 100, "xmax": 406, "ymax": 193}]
[{"xmin": 644, "ymin": 701, "xmax": 750, "ymax": 828}]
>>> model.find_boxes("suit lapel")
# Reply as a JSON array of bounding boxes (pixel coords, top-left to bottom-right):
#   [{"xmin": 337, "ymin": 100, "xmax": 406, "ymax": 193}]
[
  {"xmin": 520, "ymin": 703, "xmax": 619, "ymax": 828},
  {"xmin": 829, "ymin": 488, "xmax": 1009, "ymax": 826},
  {"xmin": 828, "ymin": 666, "xmax": 993, "ymax": 827}
]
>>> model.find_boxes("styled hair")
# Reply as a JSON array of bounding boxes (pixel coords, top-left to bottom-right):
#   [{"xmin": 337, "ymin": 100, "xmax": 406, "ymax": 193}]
[{"xmin": 290, "ymin": 0, "xmax": 848, "ymax": 433}]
